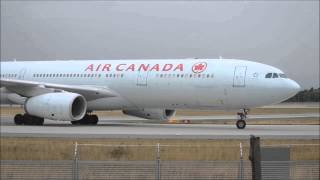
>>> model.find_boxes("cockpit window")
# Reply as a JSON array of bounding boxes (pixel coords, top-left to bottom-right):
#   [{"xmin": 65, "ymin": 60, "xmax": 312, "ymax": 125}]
[
  {"xmin": 272, "ymin": 73, "xmax": 279, "ymax": 78},
  {"xmin": 265, "ymin": 73, "xmax": 272, "ymax": 78},
  {"xmin": 279, "ymin": 73, "xmax": 287, "ymax": 78},
  {"xmin": 266, "ymin": 72, "xmax": 287, "ymax": 79}
]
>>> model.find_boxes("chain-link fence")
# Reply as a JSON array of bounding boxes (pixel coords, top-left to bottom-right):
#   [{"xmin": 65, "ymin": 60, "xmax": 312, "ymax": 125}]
[
  {"xmin": 1, "ymin": 160, "xmax": 319, "ymax": 180},
  {"xmin": 1, "ymin": 160, "xmax": 73, "ymax": 179},
  {"xmin": 1, "ymin": 143, "xmax": 319, "ymax": 180}
]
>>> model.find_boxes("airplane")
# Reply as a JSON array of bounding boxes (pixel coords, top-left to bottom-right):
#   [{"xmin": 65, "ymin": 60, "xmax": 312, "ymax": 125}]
[{"xmin": 0, "ymin": 59, "xmax": 301, "ymax": 129}]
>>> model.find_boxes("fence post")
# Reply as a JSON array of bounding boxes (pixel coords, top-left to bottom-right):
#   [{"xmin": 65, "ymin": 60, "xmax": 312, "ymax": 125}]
[
  {"xmin": 238, "ymin": 142, "xmax": 244, "ymax": 180},
  {"xmin": 249, "ymin": 135, "xmax": 261, "ymax": 180},
  {"xmin": 156, "ymin": 143, "xmax": 161, "ymax": 180},
  {"xmin": 73, "ymin": 142, "xmax": 79, "ymax": 180}
]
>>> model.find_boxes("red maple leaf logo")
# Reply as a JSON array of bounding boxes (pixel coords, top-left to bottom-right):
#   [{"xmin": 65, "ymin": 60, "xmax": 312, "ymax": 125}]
[{"xmin": 192, "ymin": 62, "xmax": 207, "ymax": 73}]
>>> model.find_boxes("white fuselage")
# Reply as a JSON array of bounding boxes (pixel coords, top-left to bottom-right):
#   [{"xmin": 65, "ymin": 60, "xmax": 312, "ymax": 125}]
[{"xmin": 0, "ymin": 59, "xmax": 300, "ymax": 111}]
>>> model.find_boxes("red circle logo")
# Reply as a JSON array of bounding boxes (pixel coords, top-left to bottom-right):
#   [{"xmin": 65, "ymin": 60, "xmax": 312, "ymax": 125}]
[{"xmin": 192, "ymin": 62, "xmax": 207, "ymax": 73}]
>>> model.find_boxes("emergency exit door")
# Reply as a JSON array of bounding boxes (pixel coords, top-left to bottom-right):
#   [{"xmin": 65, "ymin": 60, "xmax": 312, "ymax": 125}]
[
  {"xmin": 233, "ymin": 66, "xmax": 247, "ymax": 87},
  {"xmin": 136, "ymin": 71, "xmax": 148, "ymax": 86},
  {"xmin": 18, "ymin": 68, "xmax": 27, "ymax": 80}
]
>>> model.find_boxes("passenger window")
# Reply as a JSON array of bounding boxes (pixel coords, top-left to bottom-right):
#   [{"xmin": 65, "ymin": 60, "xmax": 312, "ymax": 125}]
[
  {"xmin": 273, "ymin": 73, "xmax": 278, "ymax": 78},
  {"xmin": 265, "ymin": 73, "xmax": 272, "ymax": 78}
]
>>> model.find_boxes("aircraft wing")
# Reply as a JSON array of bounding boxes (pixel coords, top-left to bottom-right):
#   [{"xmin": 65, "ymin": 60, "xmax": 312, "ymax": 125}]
[{"xmin": 0, "ymin": 78, "xmax": 117, "ymax": 101}]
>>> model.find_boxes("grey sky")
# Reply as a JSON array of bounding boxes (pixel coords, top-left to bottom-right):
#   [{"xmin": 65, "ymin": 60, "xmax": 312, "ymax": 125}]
[{"xmin": 1, "ymin": 1, "xmax": 319, "ymax": 88}]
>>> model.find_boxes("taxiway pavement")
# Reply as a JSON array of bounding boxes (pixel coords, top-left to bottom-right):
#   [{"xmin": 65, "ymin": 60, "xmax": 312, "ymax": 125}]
[{"xmin": 1, "ymin": 121, "xmax": 319, "ymax": 140}]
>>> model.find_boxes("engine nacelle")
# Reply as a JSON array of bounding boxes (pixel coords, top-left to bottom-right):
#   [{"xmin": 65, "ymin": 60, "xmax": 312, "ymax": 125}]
[
  {"xmin": 123, "ymin": 109, "xmax": 176, "ymax": 120},
  {"xmin": 25, "ymin": 93, "xmax": 87, "ymax": 121}
]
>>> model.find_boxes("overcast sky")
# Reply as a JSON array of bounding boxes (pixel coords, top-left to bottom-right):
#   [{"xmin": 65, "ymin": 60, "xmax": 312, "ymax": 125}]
[{"xmin": 1, "ymin": 1, "xmax": 319, "ymax": 88}]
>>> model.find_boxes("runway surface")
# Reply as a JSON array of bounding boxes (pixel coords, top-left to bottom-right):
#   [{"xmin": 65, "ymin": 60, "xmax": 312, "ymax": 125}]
[
  {"xmin": 1, "ymin": 116, "xmax": 319, "ymax": 139},
  {"xmin": 176, "ymin": 113, "xmax": 319, "ymax": 120},
  {"xmin": 1, "ymin": 113, "xmax": 319, "ymax": 122}
]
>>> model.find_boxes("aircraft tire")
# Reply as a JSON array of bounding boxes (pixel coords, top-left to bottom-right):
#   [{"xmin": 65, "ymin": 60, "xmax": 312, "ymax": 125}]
[
  {"xmin": 35, "ymin": 117, "xmax": 44, "ymax": 125},
  {"xmin": 14, "ymin": 114, "xmax": 24, "ymax": 125},
  {"xmin": 90, "ymin": 115, "xmax": 99, "ymax": 125},
  {"xmin": 22, "ymin": 114, "xmax": 44, "ymax": 126},
  {"xmin": 23, "ymin": 114, "xmax": 33, "ymax": 125},
  {"xmin": 71, "ymin": 120, "xmax": 81, "ymax": 125},
  {"xmin": 71, "ymin": 114, "xmax": 98, "ymax": 125},
  {"xmin": 236, "ymin": 119, "xmax": 246, "ymax": 129}
]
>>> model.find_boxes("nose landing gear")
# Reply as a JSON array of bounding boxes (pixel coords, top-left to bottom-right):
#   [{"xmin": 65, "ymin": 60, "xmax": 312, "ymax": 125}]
[{"xmin": 236, "ymin": 109, "xmax": 249, "ymax": 129}]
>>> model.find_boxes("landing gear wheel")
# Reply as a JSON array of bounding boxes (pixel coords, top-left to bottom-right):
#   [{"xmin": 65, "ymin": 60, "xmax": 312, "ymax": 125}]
[
  {"xmin": 13, "ymin": 113, "xmax": 44, "ymax": 126},
  {"xmin": 23, "ymin": 114, "xmax": 33, "ymax": 125},
  {"xmin": 71, "ymin": 120, "xmax": 80, "ymax": 125},
  {"xmin": 81, "ymin": 114, "xmax": 90, "ymax": 125},
  {"xmin": 236, "ymin": 119, "xmax": 246, "ymax": 129},
  {"xmin": 22, "ymin": 114, "xmax": 44, "ymax": 125},
  {"xmin": 71, "ymin": 114, "xmax": 99, "ymax": 125},
  {"xmin": 34, "ymin": 117, "xmax": 44, "ymax": 125},
  {"xmin": 90, "ymin": 115, "xmax": 98, "ymax": 125},
  {"xmin": 14, "ymin": 114, "xmax": 24, "ymax": 125}
]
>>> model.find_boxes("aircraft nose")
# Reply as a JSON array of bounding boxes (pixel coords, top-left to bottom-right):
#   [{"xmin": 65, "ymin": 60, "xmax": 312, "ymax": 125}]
[{"xmin": 288, "ymin": 79, "xmax": 301, "ymax": 95}]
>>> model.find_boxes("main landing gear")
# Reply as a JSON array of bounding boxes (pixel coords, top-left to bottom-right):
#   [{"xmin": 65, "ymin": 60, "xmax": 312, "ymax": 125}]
[
  {"xmin": 71, "ymin": 114, "xmax": 99, "ymax": 125},
  {"xmin": 236, "ymin": 109, "xmax": 249, "ymax": 129},
  {"xmin": 14, "ymin": 114, "xmax": 44, "ymax": 125}
]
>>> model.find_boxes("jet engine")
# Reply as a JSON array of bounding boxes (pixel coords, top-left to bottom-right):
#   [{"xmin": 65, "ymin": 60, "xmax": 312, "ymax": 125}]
[
  {"xmin": 123, "ymin": 109, "xmax": 176, "ymax": 120},
  {"xmin": 25, "ymin": 93, "xmax": 87, "ymax": 121}
]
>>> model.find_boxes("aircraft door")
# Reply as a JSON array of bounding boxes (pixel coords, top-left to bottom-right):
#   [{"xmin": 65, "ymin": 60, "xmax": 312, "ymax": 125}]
[
  {"xmin": 18, "ymin": 68, "xmax": 27, "ymax": 80},
  {"xmin": 233, "ymin": 66, "xmax": 247, "ymax": 87},
  {"xmin": 136, "ymin": 70, "xmax": 149, "ymax": 86}
]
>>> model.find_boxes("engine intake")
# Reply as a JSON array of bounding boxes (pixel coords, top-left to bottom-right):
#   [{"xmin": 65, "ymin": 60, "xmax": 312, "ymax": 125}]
[{"xmin": 25, "ymin": 93, "xmax": 87, "ymax": 121}]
